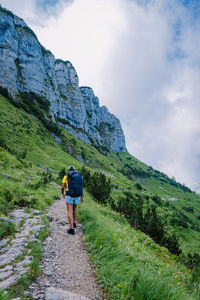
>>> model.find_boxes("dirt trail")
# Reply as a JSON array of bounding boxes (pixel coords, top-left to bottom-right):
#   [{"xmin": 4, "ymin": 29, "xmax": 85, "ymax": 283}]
[{"xmin": 29, "ymin": 199, "xmax": 105, "ymax": 300}]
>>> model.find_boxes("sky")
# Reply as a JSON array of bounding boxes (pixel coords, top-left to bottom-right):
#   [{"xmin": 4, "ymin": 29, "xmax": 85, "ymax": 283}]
[{"xmin": 1, "ymin": 0, "xmax": 200, "ymax": 189}]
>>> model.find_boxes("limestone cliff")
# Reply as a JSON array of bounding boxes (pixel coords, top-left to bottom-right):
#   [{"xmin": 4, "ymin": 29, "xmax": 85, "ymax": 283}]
[{"xmin": 0, "ymin": 6, "xmax": 126, "ymax": 152}]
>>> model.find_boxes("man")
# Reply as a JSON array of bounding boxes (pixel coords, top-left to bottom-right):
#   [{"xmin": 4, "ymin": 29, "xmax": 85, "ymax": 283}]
[{"xmin": 61, "ymin": 166, "xmax": 83, "ymax": 235}]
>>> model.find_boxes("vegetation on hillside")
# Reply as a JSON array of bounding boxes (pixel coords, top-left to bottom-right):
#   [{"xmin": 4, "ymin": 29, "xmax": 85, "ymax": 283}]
[
  {"xmin": 0, "ymin": 91, "xmax": 200, "ymax": 299},
  {"xmin": 79, "ymin": 193, "xmax": 200, "ymax": 300}
]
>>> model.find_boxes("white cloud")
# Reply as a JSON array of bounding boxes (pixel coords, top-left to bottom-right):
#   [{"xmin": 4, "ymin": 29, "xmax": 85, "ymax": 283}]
[
  {"xmin": 1, "ymin": 0, "xmax": 200, "ymax": 188},
  {"xmin": 31, "ymin": 0, "xmax": 127, "ymax": 93},
  {"xmin": 0, "ymin": 0, "xmax": 37, "ymax": 23}
]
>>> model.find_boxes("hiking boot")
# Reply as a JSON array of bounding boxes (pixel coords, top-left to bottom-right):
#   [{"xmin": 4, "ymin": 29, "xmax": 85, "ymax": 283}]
[
  {"xmin": 73, "ymin": 222, "xmax": 77, "ymax": 228},
  {"xmin": 67, "ymin": 228, "xmax": 75, "ymax": 235}
]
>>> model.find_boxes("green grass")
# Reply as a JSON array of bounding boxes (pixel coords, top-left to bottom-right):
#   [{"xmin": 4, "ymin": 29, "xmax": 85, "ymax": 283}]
[
  {"xmin": 0, "ymin": 92, "xmax": 200, "ymax": 298},
  {"xmin": 79, "ymin": 193, "xmax": 199, "ymax": 300},
  {"xmin": 0, "ymin": 220, "xmax": 16, "ymax": 239},
  {"xmin": 0, "ymin": 217, "xmax": 50, "ymax": 299}
]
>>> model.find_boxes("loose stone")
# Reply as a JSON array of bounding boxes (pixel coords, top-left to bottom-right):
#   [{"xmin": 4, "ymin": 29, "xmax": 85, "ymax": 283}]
[{"xmin": 45, "ymin": 287, "xmax": 91, "ymax": 300}]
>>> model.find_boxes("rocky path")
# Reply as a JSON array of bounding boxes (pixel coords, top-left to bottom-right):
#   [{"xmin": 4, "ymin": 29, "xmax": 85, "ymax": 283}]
[
  {"xmin": 29, "ymin": 199, "xmax": 105, "ymax": 300},
  {"xmin": 0, "ymin": 209, "xmax": 45, "ymax": 291}
]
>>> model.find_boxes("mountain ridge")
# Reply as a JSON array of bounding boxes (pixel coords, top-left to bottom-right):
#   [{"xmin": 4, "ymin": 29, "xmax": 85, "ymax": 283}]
[{"xmin": 0, "ymin": 5, "xmax": 126, "ymax": 153}]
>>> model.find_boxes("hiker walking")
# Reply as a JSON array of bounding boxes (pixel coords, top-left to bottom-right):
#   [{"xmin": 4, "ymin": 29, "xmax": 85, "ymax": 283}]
[{"xmin": 61, "ymin": 166, "xmax": 83, "ymax": 235}]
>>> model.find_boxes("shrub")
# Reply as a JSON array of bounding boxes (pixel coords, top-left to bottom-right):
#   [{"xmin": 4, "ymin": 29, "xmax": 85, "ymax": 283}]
[
  {"xmin": 0, "ymin": 196, "xmax": 13, "ymax": 215},
  {"xmin": 185, "ymin": 252, "xmax": 200, "ymax": 272},
  {"xmin": 183, "ymin": 206, "xmax": 194, "ymax": 213},
  {"xmin": 0, "ymin": 138, "xmax": 7, "ymax": 148},
  {"xmin": 14, "ymin": 196, "xmax": 37, "ymax": 207},
  {"xmin": 110, "ymin": 192, "xmax": 182, "ymax": 255},
  {"xmin": 81, "ymin": 149, "xmax": 87, "ymax": 161},
  {"xmin": 80, "ymin": 166, "xmax": 91, "ymax": 187},
  {"xmin": 162, "ymin": 231, "xmax": 182, "ymax": 255},
  {"xmin": 135, "ymin": 183, "xmax": 143, "ymax": 191},
  {"xmin": 0, "ymin": 85, "xmax": 11, "ymax": 99},
  {"xmin": 87, "ymin": 172, "xmax": 112, "ymax": 204},
  {"xmin": 152, "ymin": 195, "xmax": 162, "ymax": 205},
  {"xmin": 55, "ymin": 116, "xmax": 71, "ymax": 126},
  {"xmin": 143, "ymin": 205, "xmax": 165, "ymax": 244},
  {"xmin": 80, "ymin": 166, "xmax": 111, "ymax": 203},
  {"xmin": 118, "ymin": 191, "xmax": 143, "ymax": 228},
  {"xmin": 39, "ymin": 169, "xmax": 53, "ymax": 185},
  {"xmin": 0, "ymin": 219, "xmax": 16, "ymax": 239},
  {"xmin": 17, "ymin": 149, "xmax": 27, "ymax": 160},
  {"xmin": 170, "ymin": 214, "xmax": 189, "ymax": 229},
  {"xmin": 182, "ymin": 252, "xmax": 200, "ymax": 282},
  {"xmin": 4, "ymin": 189, "xmax": 13, "ymax": 202},
  {"xmin": 120, "ymin": 165, "xmax": 148, "ymax": 180}
]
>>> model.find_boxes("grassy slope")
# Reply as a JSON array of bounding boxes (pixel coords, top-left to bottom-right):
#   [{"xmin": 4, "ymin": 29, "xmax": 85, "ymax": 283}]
[
  {"xmin": 0, "ymin": 93, "xmax": 200, "ymax": 298},
  {"xmin": 0, "ymin": 93, "xmax": 200, "ymax": 250},
  {"xmin": 79, "ymin": 193, "xmax": 197, "ymax": 300}
]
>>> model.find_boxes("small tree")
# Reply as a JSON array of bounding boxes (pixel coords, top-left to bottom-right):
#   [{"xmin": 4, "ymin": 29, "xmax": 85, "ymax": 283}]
[
  {"xmin": 144, "ymin": 205, "xmax": 165, "ymax": 244},
  {"xmin": 80, "ymin": 166, "xmax": 91, "ymax": 187},
  {"xmin": 162, "ymin": 231, "xmax": 182, "ymax": 255},
  {"xmin": 87, "ymin": 172, "xmax": 112, "ymax": 204}
]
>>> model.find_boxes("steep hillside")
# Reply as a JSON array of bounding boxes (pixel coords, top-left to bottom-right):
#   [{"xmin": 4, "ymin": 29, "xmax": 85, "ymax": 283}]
[
  {"xmin": 0, "ymin": 93, "xmax": 200, "ymax": 298},
  {"xmin": 0, "ymin": 92, "xmax": 200, "ymax": 252}
]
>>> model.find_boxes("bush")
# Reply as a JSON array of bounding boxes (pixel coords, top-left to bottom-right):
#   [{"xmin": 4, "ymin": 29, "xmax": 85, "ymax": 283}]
[
  {"xmin": 0, "ymin": 86, "xmax": 11, "ymax": 99},
  {"xmin": 120, "ymin": 165, "xmax": 148, "ymax": 180},
  {"xmin": 81, "ymin": 149, "xmax": 87, "ymax": 161},
  {"xmin": 39, "ymin": 169, "xmax": 53, "ymax": 185},
  {"xmin": 184, "ymin": 252, "xmax": 200, "ymax": 272},
  {"xmin": 80, "ymin": 166, "xmax": 91, "ymax": 187},
  {"xmin": 183, "ymin": 206, "xmax": 194, "ymax": 213},
  {"xmin": 152, "ymin": 195, "xmax": 162, "ymax": 205},
  {"xmin": 28, "ymin": 169, "xmax": 53, "ymax": 190},
  {"xmin": 14, "ymin": 196, "xmax": 37, "ymax": 207},
  {"xmin": 110, "ymin": 192, "xmax": 182, "ymax": 255},
  {"xmin": 143, "ymin": 205, "xmax": 165, "ymax": 244},
  {"xmin": 0, "ymin": 138, "xmax": 7, "ymax": 148},
  {"xmin": 17, "ymin": 149, "xmax": 27, "ymax": 160},
  {"xmin": 181, "ymin": 252, "xmax": 200, "ymax": 282},
  {"xmin": 162, "ymin": 231, "xmax": 182, "ymax": 255},
  {"xmin": 4, "ymin": 189, "xmax": 13, "ymax": 202},
  {"xmin": 118, "ymin": 191, "xmax": 143, "ymax": 228},
  {"xmin": 135, "ymin": 183, "xmax": 143, "ymax": 191},
  {"xmin": 170, "ymin": 212, "xmax": 189, "ymax": 229},
  {"xmin": 80, "ymin": 166, "xmax": 111, "ymax": 203},
  {"xmin": 0, "ymin": 220, "xmax": 16, "ymax": 239},
  {"xmin": 87, "ymin": 172, "xmax": 112, "ymax": 204},
  {"xmin": 44, "ymin": 119, "xmax": 61, "ymax": 136}
]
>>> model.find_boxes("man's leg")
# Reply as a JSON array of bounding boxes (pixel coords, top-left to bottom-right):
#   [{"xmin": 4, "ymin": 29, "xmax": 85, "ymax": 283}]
[
  {"xmin": 66, "ymin": 203, "xmax": 74, "ymax": 229},
  {"xmin": 73, "ymin": 204, "xmax": 77, "ymax": 226}
]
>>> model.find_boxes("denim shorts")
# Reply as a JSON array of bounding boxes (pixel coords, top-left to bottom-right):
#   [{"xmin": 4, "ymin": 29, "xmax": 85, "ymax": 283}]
[{"xmin": 65, "ymin": 195, "xmax": 81, "ymax": 205}]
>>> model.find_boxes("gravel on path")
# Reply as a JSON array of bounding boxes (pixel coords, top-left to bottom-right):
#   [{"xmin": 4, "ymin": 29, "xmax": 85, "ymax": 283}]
[{"xmin": 29, "ymin": 199, "xmax": 105, "ymax": 300}]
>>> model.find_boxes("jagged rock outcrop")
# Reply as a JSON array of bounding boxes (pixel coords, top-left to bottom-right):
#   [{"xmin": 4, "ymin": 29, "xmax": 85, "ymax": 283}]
[{"xmin": 0, "ymin": 5, "xmax": 126, "ymax": 152}]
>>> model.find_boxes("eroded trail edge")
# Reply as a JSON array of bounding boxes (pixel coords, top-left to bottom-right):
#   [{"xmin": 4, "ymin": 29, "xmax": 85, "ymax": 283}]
[{"xmin": 29, "ymin": 199, "xmax": 104, "ymax": 300}]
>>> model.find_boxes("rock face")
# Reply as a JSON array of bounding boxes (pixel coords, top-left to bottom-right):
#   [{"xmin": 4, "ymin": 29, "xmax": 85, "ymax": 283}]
[{"xmin": 0, "ymin": 6, "xmax": 126, "ymax": 152}]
